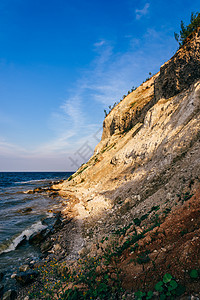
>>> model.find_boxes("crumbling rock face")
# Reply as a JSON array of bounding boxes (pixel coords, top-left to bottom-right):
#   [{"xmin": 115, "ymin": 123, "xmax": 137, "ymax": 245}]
[
  {"xmin": 155, "ymin": 27, "xmax": 200, "ymax": 100},
  {"xmin": 101, "ymin": 76, "xmax": 157, "ymax": 142}
]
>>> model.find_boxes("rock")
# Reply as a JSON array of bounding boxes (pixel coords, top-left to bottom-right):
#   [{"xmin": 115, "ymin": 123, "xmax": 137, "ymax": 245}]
[
  {"xmin": 26, "ymin": 190, "xmax": 34, "ymax": 194},
  {"xmin": 24, "ymin": 296, "xmax": 29, "ymax": 300},
  {"xmin": 16, "ymin": 235, "xmax": 27, "ymax": 249},
  {"xmin": 0, "ymin": 272, "xmax": 4, "ymax": 281},
  {"xmin": 19, "ymin": 264, "xmax": 30, "ymax": 272},
  {"xmin": 53, "ymin": 244, "xmax": 62, "ymax": 252},
  {"xmin": 42, "ymin": 213, "xmax": 63, "ymax": 231},
  {"xmin": 11, "ymin": 273, "xmax": 17, "ymax": 279},
  {"xmin": 155, "ymin": 27, "xmax": 200, "ymax": 100},
  {"xmin": 49, "ymin": 191, "xmax": 59, "ymax": 197},
  {"xmin": 40, "ymin": 240, "xmax": 53, "ymax": 253},
  {"xmin": 33, "ymin": 187, "xmax": 43, "ymax": 193},
  {"xmin": 29, "ymin": 229, "xmax": 47, "ymax": 245},
  {"xmin": 0, "ymin": 284, "xmax": 4, "ymax": 296},
  {"xmin": 2, "ymin": 290, "xmax": 17, "ymax": 300},
  {"xmin": 21, "ymin": 207, "xmax": 32, "ymax": 213},
  {"xmin": 15, "ymin": 270, "xmax": 39, "ymax": 286}
]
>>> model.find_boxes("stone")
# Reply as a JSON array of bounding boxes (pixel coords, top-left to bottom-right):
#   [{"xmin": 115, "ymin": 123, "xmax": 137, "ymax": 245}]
[
  {"xmin": 40, "ymin": 240, "xmax": 53, "ymax": 253},
  {"xmin": 10, "ymin": 274, "xmax": 17, "ymax": 279},
  {"xmin": 29, "ymin": 229, "xmax": 47, "ymax": 245},
  {"xmin": 49, "ymin": 191, "xmax": 59, "ymax": 197},
  {"xmin": 2, "ymin": 290, "xmax": 17, "ymax": 300},
  {"xmin": 33, "ymin": 187, "xmax": 43, "ymax": 193},
  {"xmin": 15, "ymin": 270, "xmax": 39, "ymax": 286},
  {"xmin": 21, "ymin": 207, "xmax": 32, "ymax": 213},
  {"xmin": 19, "ymin": 264, "xmax": 30, "ymax": 272},
  {"xmin": 53, "ymin": 244, "xmax": 61, "ymax": 252},
  {"xmin": 26, "ymin": 190, "xmax": 34, "ymax": 194},
  {"xmin": 16, "ymin": 235, "xmax": 27, "ymax": 249},
  {"xmin": 0, "ymin": 284, "xmax": 4, "ymax": 296}
]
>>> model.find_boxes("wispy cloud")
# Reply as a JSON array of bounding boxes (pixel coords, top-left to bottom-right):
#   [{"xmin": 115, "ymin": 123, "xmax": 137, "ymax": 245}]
[
  {"xmin": 135, "ymin": 3, "xmax": 150, "ymax": 20},
  {"xmin": 0, "ymin": 26, "xmax": 176, "ymax": 170},
  {"xmin": 94, "ymin": 40, "xmax": 106, "ymax": 47}
]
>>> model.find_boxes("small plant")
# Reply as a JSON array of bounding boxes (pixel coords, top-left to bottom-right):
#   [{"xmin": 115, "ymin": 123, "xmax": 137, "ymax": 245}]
[
  {"xmin": 190, "ymin": 269, "xmax": 199, "ymax": 279},
  {"xmin": 154, "ymin": 273, "xmax": 185, "ymax": 297}
]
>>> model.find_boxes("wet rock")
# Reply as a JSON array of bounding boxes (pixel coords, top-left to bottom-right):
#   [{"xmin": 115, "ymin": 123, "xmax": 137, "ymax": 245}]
[
  {"xmin": 42, "ymin": 213, "xmax": 63, "ymax": 231},
  {"xmin": 15, "ymin": 270, "xmax": 39, "ymax": 286},
  {"xmin": 0, "ymin": 284, "xmax": 4, "ymax": 296},
  {"xmin": 16, "ymin": 235, "xmax": 27, "ymax": 249},
  {"xmin": 21, "ymin": 207, "xmax": 32, "ymax": 213},
  {"xmin": 53, "ymin": 216, "xmax": 62, "ymax": 229},
  {"xmin": 29, "ymin": 229, "xmax": 47, "ymax": 245},
  {"xmin": 0, "ymin": 272, "xmax": 4, "ymax": 281},
  {"xmin": 40, "ymin": 240, "xmax": 53, "ymax": 253},
  {"xmin": 49, "ymin": 191, "xmax": 59, "ymax": 197},
  {"xmin": 19, "ymin": 264, "xmax": 30, "ymax": 272},
  {"xmin": 2, "ymin": 289, "xmax": 17, "ymax": 300},
  {"xmin": 26, "ymin": 190, "xmax": 34, "ymax": 194},
  {"xmin": 33, "ymin": 187, "xmax": 43, "ymax": 193}
]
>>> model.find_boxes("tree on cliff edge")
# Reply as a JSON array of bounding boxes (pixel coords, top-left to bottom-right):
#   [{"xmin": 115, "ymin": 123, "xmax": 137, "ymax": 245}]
[{"xmin": 174, "ymin": 12, "xmax": 200, "ymax": 47}]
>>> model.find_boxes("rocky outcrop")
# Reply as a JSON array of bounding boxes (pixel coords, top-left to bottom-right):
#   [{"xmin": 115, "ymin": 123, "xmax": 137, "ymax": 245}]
[
  {"xmin": 155, "ymin": 27, "xmax": 200, "ymax": 100},
  {"xmin": 48, "ymin": 27, "xmax": 200, "ymax": 295}
]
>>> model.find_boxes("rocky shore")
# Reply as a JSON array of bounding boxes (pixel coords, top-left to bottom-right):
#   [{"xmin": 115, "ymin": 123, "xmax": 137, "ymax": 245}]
[{"xmin": 0, "ymin": 184, "xmax": 73, "ymax": 300}]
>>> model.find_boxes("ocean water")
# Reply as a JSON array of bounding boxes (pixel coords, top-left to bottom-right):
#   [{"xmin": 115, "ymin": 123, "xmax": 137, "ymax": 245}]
[{"xmin": 0, "ymin": 172, "xmax": 72, "ymax": 283}]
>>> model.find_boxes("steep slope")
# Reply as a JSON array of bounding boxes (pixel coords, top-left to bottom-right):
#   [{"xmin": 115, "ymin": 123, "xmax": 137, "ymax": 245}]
[{"xmin": 51, "ymin": 27, "xmax": 200, "ymax": 295}]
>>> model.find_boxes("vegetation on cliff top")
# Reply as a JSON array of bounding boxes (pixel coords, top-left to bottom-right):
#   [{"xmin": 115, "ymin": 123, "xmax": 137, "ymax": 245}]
[{"xmin": 174, "ymin": 12, "xmax": 200, "ymax": 47}]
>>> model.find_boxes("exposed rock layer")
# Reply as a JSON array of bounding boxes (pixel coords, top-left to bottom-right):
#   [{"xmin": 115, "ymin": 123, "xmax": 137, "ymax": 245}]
[{"xmin": 51, "ymin": 28, "xmax": 200, "ymax": 294}]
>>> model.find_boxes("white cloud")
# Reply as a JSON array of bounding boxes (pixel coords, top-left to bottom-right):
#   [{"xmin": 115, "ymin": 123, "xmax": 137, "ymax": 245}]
[
  {"xmin": 94, "ymin": 40, "xmax": 106, "ymax": 47},
  {"xmin": 135, "ymin": 3, "xmax": 150, "ymax": 20}
]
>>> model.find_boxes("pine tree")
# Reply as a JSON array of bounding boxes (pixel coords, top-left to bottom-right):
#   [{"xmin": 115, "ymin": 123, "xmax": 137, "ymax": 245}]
[{"xmin": 174, "ymin": 12, "xmax": 200, "ymax": 47}]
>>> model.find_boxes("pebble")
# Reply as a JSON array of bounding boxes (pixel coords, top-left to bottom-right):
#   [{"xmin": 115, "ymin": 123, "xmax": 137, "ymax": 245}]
[
  {"xmin": 19, "ymin": 265, "xmax": 30, "ymax": 272},
  {"xmin": 11, "ymin": 274, "xmax": 17, "ymax": 279}
]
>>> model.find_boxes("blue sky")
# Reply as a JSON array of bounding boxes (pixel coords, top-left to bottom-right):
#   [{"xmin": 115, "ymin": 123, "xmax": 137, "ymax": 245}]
[{"xmin": 0, "ymin": 0, "xmax": 199, "ymax": 171}]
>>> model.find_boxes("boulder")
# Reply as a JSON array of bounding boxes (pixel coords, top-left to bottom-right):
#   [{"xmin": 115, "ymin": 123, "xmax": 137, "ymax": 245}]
[
  {"xmin": 29, "ymin": 229, "xmax": 47, "ymax": 245},
  {"xmin": 42, "ymin": 213, "xmax": 63, "ymax": 230},
  {"xmin": 15, "ymin": 270, "xmax": 39, "ymax": 286}
]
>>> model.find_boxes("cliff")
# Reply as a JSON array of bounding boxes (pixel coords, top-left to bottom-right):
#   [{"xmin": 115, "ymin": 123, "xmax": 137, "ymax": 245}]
[{"xmin": 49, "ymin": 28, "xmax": 200, "ymax": 297}]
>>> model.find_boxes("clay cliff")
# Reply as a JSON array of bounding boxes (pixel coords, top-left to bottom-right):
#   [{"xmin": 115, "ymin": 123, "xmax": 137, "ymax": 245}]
[{"xmin": 51, "ymin": 27, "xmax": 200, "ymax": 296}]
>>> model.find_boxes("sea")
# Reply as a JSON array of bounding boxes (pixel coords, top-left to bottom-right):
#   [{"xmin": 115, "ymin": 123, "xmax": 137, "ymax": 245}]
[{"xmin": 0, "ymin": 171, "xmax": 73, "ymax": 287}]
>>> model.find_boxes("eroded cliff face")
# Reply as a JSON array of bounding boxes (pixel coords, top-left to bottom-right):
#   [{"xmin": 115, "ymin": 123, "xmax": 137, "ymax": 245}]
[
  {"xmin": 155, "ymin": 27, "xmax": 200, "ymax": 100},
  {"xmin": 52, "ymin": 28, "xmax": 200, "ymax": 293}
]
